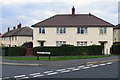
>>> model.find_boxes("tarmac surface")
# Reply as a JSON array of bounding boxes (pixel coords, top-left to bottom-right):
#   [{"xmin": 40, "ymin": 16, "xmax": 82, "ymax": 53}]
[
  {"xmin": 1, "ymin": 56, "xmax": 120, "ymax": 80},
  {"xmin": 1, "ymin": 56, "xmax": 119, "ymax": 67}
]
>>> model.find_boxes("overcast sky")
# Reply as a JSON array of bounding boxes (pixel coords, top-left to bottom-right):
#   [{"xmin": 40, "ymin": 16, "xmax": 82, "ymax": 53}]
[{"xmin": 0, "ymin": 0, "xmax": 119, "ymax": 33}]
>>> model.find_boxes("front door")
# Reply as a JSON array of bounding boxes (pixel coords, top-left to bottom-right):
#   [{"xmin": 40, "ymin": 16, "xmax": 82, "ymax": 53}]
[
  {"xmin": 101, "ymin": 43, "xmax": 105, "ymax": 54},
  {"xmin": 41, "ymin": 42, "xmax": 44, "ymax": 46}
]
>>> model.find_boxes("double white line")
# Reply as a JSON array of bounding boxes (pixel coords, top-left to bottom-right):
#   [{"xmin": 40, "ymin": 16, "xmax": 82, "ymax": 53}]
[
  {"xmin": 14, "ymin": 75, "xmax": 28, "ymax": 79},
  {"xmin": 44, "ymin": 70, "xmax": 58, "ymax": 76},
  {"xmin": 30, "ymin": 73, "xmax": 44, "ymax": 77}
]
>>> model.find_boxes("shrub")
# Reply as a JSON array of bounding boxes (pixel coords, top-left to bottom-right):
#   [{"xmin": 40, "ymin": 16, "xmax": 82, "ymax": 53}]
[
  {"xmin": 111, "ymin": 43, "xmax": 120, "ymax": 55},
  {"xmin": 1, "ymin": 46, "xmax": 26, "ymax": 56},
  {"xmin": 85, "ymin": 45, "xmax": 103, "ymax": 55},
  {"xmin": 1, "ymin": 47, "xmax": 9, "ymax": 56},
  {"xmin": 33, "ymin": 45, "xmax": 102, "ymax": 56},
  {"xmin": 7, "ymin": 46, "xmax": 26, "ymax": 56}
]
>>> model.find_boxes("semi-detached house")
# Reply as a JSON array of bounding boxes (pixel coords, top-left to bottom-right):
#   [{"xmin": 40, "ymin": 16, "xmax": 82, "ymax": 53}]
[
  {"xmin": 113, "ymin": 24, "xmax": 120, "ymax": 43},
  {"xmin": 2, "ymin": 23, "xmax": 33, "ymax": 47},
  {"xmin": 32, "ymin": 7, "xmax": 114, "ymax": 55}
]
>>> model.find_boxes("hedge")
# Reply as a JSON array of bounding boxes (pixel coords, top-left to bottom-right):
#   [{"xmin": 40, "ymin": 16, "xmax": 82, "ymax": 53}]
[
  {"xmin": 111, "ymin": 43, "xmax": 120, "ymax": 55},
  {"xmin": 33, "ymin": 45, "xmax": 103, "ymax": 56},
  {"xmin": 1, "ymin": 47, "xmax": 8, "ymax": 56},
  {"xmin": 2, "ymin": 46, "xmax": 26, "ymax": 56},
  {"xmin": 0, "ymin": 47, "xmax": 2, "ymax": 56}
]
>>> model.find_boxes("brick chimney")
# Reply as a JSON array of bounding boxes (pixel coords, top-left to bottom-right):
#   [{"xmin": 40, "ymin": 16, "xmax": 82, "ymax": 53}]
[
  {"xmin": 13, "ymin": 26, "xmax": 16, "ymax": 30},
  {"xmin": 72, "ymin": 6, "xmax": 75, "ymax": 16},
  {"xmin": 89, "ymin": 13, "xmax": 92, "ymax": 16},
  {"xmin": 8, "ymin": 27, "xmax": 10, "ymax": 32},
  {"xmin": 17, "ymin": 23, "xmax": 21, "ymax": 29}
]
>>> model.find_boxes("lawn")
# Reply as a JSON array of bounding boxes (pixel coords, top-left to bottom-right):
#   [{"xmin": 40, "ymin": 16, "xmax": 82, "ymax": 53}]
[{"xmin": 3, "ymin": 55, "xmax": 114, "ymax": 61}]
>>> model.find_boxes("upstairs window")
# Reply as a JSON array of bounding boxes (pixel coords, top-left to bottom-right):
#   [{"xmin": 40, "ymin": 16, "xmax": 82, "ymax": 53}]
[
  {"xmin": 114, "ymin": 30, "xmax": 116, "ymax": 34},
  {"xmin": 77, "ymin": 41, "xmax": 87, "ymax": 46},
  {"xmin": 12, "ymin": 36, "xmax": 14, "ymax": 41},
  {"xmin": 6, "ymin": 37, "xmax": 7, "ymax": 41},
  {"xmin": 99, "ymin": 27, "xmax": 107, "ymax": 34},
  {"xmin": 39, "ymin": 27, "xmax": 45, "ymax": 34},
  {"xmin": 9, "ymin": 37, "xmax": 11, "ymax": 41},
  {"xmin": 15, "ymin": 36, "xmax": 17, "ymax": 41},
  {"xmin": 57, "ymin": 27, "xmax": 66, "ymax": 34},
  {"xmin": 77, "ymin": 27, "xmax": 87, "ymax": 34}
]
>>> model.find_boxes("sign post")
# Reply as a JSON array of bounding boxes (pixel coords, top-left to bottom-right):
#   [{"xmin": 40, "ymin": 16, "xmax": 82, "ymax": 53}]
[{"xmin": 36, "ymin": 52, "xmax": 51, "ymax": 60}]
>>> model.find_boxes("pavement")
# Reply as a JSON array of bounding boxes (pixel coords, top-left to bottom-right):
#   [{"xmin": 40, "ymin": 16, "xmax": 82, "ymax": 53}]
[{"xmin": 1, "ymin": 56, "xmax": 119, "ymax": 67}]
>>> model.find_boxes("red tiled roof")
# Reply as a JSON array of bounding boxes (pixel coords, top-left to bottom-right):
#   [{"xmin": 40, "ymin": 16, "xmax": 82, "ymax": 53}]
[
  {"xmin": 1, "ymin": 32, "xmax": 9, "ymax": 37},
  {"xmin": 2, "ymin": 27, "xmax": 33, "ymax": 37},
  {"xmin": 32, "ymin": 14, "xmax": 114, "ymax": 27}
]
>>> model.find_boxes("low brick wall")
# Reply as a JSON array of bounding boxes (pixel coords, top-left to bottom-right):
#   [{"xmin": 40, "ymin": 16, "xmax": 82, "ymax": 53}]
[{"xmin": 26, "ymin": 48, "xmax": 33, "ymax": 56}]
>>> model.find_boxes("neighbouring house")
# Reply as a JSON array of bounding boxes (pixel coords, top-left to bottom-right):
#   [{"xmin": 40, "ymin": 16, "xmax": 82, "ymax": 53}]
[
  {"xmin": 32, "ymin": 6, "xmax": 114, "ymax": 55},
  {"xmin": 0, "ymin": 33, "xmax": 2, "ymax": 46},
  {"xmin": 2, "ymin": 23, "xmax": 33, "ymax": 47},
  {"xmin": 113, "ymin": 24, "xmax": 120, "ymax": 43}
]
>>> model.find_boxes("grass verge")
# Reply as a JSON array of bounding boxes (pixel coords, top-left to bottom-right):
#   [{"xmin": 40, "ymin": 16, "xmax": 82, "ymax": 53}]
[{"xmin": 3, "ymin": 55, "xmax": 114, "ymax": 61}]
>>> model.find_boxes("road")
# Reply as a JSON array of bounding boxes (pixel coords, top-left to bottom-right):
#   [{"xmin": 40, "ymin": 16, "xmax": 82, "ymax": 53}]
[{"xmin": 1, "ymin": 61, "xmax": 119, "ymax": 80}]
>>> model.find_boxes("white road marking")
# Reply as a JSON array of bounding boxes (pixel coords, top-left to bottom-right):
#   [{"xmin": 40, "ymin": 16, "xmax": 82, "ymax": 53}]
[
  {"xmin": 44, "ymin": 71, "xmax": 53, "ymax": 73},
  {"xmin": 72, "ymin": 68, "xmax": 80, "ymax": 71},
  {"xmin": 91, "ymin": 65, "xmax": 99, "ymax": 67},
  {"xmin": 82, "ymin": 67, "xmax": 90, "ymax": 69},
  {"xmin": 77, "ymin": 65, "xmax": 85, "ymax": 68},
  {"xmin": 86, "ymin": 64, "xmax": 93, "ymax": 66},
  {"xmin": 99, "ymin": 63, "xmax": 106, "ymax": 66},
  {"xmin": 67, "ymin": 67, "xmax": 76, "ymax": 70},
  {"xmin": 60, "ymin": 70, "xmax": 70, "ymax": 73},
  {"xmin": 106, "ymin": 62, "xmax": 112, "ymax": 65},
  {"xmin": 33, "ymin": 74, "xmax": 44, "ymax": 77},
  {"xmin": 5, "ymin": 62, "xmax": 113, "ymax": 79},
  {"xmin": 47, "ymin": 72, "xmax": 58, "ymax": 75},
  {"xmin": 14, "ymin": 75, "xmax": 26, "ymax": 78},
  {"xmin": 1, "ymin": 77, "xmax": 9, "ymax": 79},
  {"xmin": 56, "ymin": 69, "xmax": 66, "ymax": 71},
  {"xmin": 30, "ymin": 73, "xmax": 41, "ymax": 76}
]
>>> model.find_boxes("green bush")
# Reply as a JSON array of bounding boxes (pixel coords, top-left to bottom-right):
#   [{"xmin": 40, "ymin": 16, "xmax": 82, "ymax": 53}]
[
  {"xmin": 1, "ymin": 46, "xmax": 26, "ymax": 56},
  {"xmin": 0, "ymin": 47, "xmax": 2, "ymax": 56},
  {"xmin": 33, "ymin": 45, "xmax": 102, "ymax": 56},
  {"xmin": 85, "ymin": 45, "xmax": 103, "ymax": 55},
  {"xmin": 1, "ymin": 47, "xmax": 9, "ymax": 56},
  {"xmin": 7, "ymin": 47, "xmax": 26, "ymax": 56},
  {"xmin": 112, "ymin": 43, "xmax": 120, "ymax": 55}
]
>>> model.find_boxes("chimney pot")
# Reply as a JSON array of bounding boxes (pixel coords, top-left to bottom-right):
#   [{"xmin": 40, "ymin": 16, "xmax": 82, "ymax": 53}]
[
  {"xmin": 89, "ymin": 13, "xmax": 92, "ymax": 16},
  {"xmin": 8, "ymin": 27, "xmax": 10, "ymax": 32},
  {"xmin": 72, "ymin": 6, "xmax": 75, "ymax": 16},
  {"xmin": 17, "ymin": 23, "xmax": 21, "ymax": 29},
  {"xmin": 13, "ymin": 26, "xmax": 16, "ymax": 30}
]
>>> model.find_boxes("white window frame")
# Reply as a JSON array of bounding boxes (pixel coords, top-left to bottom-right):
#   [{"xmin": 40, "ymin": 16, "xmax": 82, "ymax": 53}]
[
  {"xmin": 15, "ymin": 36, "xmax": 17, "ymax": 41},
  {"xmin": 39, "ymin": 27, "xmax": 45, "ymax": 34},
  {"xmin": 77, "ymin": 27, "xmax": 87, "ymax": 34},
  {"xmin": 77, "ymin": 41, "xmax": 87, "ymax": 46},
  {"xmin": 9, "ymin": 37, "xmax": 11, "ymax": 41},
  {"xmin": 56, "ymin": 41, "xmax": 66, "ymax": 46},
  {"xmin": 99, "ymin": 27, "xmax": 107, "ymax": 35},
  {"xmin": 12, "ymin": 36, "xmax": 14, "ymax": 41},
  {"xmin": 114, "ymin": 30, "xmax": 116, "ymax": 34},
  {"xmin": 57, "ymin": 27, "xmax": 66, "ymax": 34},
  {"xmin": 6, "ymin": 37, "xmax": 7, "ymax": 41}
]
